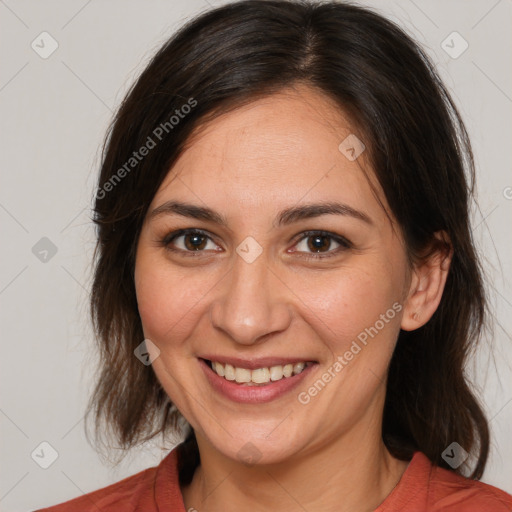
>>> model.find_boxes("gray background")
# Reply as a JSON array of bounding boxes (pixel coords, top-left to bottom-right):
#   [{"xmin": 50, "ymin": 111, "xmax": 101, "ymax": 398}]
[{"xmin": 0, "ymin": 0, "xmax": 511, "ymax": 510}]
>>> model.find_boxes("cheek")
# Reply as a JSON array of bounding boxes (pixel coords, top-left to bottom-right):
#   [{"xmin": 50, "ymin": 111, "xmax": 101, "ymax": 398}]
[
  {"xmin": 293, "ymin": 262, "xmax": 404, "ymax": 357},
  {"xmin": 134, "ymin": 253, "xmax": 208, "ymax": 347}
]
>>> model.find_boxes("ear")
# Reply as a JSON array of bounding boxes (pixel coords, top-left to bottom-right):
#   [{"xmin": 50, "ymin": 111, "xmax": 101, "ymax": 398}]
[{"xmin": 401, "ymin": 231, "xmax": 453, "ymax": 331}]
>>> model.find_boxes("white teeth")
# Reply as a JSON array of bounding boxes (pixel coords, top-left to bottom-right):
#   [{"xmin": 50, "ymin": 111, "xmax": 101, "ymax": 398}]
[
  {"xmin": 224, "ymin": 363, "xmax": 236, "ymax": 381},
  {"xmin": 252, "ymin": 367, "xmax": 270, "ymax": 383},
  {"xmin": 213, "ymin": 361, "xmax": 225, "ymax": 377},
  {"xmin": 269, "ymin": 365, "xmax": 283, "ymax": 381},
  {"xmin": 293, "ymin": 362, "xmax": 305, "ymax": 374},
  {"xmin": 210, "ymin": 360, "xmax": 310, "ymax": 384},
  {"xmin": 235, "ymin": 367, "xmax": 251, "ymax": 383},
  {"xmin": 283, "ymin": 364, "xmax": 293, "ymax": 377}
]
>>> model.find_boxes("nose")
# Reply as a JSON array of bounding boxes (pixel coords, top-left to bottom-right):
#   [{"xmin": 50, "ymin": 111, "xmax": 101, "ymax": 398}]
[{"xmin": 209, "ymin": 251, "xmax": 292, "ymax": 346}]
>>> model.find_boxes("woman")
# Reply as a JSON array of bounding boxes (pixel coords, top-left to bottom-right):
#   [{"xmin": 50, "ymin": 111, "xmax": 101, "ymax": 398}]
[{"xmin": 37, "ymin": 1, "xmax": 512, "ymax": 510}]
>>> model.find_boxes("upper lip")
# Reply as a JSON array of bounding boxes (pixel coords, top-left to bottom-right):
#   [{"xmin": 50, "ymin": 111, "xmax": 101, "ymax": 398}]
[{"xmin": 200, "ymin": 355, "xmax": 317, "ymax": 370}]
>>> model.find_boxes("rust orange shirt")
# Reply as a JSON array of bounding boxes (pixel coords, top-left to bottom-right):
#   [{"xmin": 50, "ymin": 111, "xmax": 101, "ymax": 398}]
[{"xmin": 36, "ymin": 447, "xmax": 512, "ymax": 511}]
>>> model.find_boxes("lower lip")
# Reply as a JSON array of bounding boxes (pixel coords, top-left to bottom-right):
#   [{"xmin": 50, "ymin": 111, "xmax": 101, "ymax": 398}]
[{"xmin": 199, "ymin": 359, "xmax": 317, "ymax": 404}]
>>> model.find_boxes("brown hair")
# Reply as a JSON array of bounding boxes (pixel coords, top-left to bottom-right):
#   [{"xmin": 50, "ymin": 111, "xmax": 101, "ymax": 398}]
[{"xmin": 85, "ymin": 0, "xmax": 490, "ymax": 481}]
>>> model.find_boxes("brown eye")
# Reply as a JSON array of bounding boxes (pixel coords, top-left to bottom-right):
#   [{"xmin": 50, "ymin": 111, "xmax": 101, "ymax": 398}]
[
  {"xmin": 183, "ymin": 232, "xmax": 208, "ymax": 251},
  {"xmin": 306, "ymin": 234, "xmax": 333, "ymax": 252},
  {"xmin": 292, "ymin": 231, "xmax": 351, "ymax": 258},
  {"xmin": 163, "ymin": 229, "xmax": 220, "ymax": 254}
]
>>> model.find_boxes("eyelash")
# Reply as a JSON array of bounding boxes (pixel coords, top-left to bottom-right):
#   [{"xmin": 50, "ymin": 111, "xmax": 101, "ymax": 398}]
[{"xmin": 160, "ymin": 228, "xmax": 352, "ymax": 259}]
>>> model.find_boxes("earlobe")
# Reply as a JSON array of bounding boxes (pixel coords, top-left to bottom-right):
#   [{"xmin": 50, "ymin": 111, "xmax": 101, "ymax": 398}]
[{"xmin": 400, "ymin": 231, "xmax": 453, "ymax": 332}]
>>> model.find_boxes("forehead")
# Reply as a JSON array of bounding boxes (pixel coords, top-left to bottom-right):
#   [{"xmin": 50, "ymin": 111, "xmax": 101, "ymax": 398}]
[
  {"xmin": 177, "ymin": 85, "xmax": 356, "ymax": 174},
  {"xmin": 151, "ymin": 86, "xmax": 388, "ymax": 227}
]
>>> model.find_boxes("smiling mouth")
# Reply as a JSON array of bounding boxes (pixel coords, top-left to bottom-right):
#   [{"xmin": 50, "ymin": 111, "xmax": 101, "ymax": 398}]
[{"xmin": 203, "ymin": 359, "xmax": 316, "ymax": 386}]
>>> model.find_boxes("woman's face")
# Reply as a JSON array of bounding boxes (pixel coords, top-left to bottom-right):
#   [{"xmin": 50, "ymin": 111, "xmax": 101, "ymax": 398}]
[{"xmin": 134, "ymin": 85, "xmax": 413, "ymax": 464}]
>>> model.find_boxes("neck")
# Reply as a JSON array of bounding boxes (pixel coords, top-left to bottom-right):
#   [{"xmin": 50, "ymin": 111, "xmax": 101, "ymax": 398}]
[{"xmin": 181, "ymin": 413, "xmax": 409, "ymax": 512}]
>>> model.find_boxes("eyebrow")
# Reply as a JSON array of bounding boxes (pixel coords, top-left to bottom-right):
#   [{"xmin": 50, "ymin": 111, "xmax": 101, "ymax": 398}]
[{"xmin": 148, "ymin": 200, "xmax": 373, "ymax": 227}]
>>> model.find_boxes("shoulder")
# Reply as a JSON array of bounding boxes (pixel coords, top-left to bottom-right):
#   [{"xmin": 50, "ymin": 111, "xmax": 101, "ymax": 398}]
[
  {"xmin": 378, "ymin": 451, "xmax": 512, "ymax": 512},
  {"xmin": 34, "ymin": 466, "xmax": 158, "ymax": 512},
  {"xmin": 33, "ymin": 449, "xmax": 180, "ymax": 512},
  {"xmin": 428, "ymin": 461, "xmax": 512, "ymax": 511}
]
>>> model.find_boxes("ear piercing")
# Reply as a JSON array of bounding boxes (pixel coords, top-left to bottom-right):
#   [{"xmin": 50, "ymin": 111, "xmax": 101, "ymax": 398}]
[{"xmin": 412, "ymin": 312, "xmax": 419, "ymax": 321}]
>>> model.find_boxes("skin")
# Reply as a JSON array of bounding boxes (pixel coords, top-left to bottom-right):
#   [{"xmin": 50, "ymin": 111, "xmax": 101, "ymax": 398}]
[{"xmin": 134, "ymin": 84, "xmax": 452, "ymax": 512}]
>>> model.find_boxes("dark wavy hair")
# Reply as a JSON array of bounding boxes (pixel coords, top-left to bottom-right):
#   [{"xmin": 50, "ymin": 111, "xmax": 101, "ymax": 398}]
[{"xmin": 84, "ymin": 0, "xmax": 490, "ymax": 482}]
